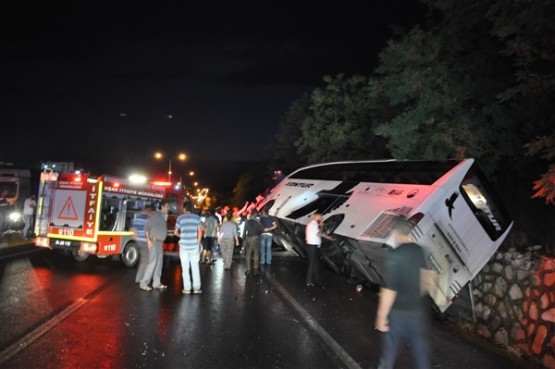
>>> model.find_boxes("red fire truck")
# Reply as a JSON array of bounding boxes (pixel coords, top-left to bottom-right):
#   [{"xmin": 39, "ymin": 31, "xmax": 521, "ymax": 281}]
[{"xmin": 34, "ymin": 170, "xmax": 187, "ymax": 266}]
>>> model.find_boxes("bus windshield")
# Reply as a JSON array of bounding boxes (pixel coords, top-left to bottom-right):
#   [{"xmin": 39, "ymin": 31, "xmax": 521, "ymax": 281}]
[{"xmin": 460, "ymin": 166, "xmax": 512, "ymax": 241}]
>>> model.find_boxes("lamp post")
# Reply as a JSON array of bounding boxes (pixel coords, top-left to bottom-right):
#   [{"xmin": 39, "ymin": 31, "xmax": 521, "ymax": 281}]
[{"xmin": 154, "ymin": 152, "xmax": 187, "ymax": 182}]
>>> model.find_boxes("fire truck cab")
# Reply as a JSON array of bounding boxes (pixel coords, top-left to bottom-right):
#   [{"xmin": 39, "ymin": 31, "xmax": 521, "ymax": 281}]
[{"xmin": 34, "ymin": 170, "xmax": 187, "ymax": 267}]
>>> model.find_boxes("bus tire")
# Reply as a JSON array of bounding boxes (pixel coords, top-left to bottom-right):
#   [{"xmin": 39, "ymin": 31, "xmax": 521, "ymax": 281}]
[
  {"xmin": 121, "ymin": 241, "xmax": 139, "ymax": 267},
  {"xmin": 72, "ymin": 249, "xmax": 89, "ymax": 262}
]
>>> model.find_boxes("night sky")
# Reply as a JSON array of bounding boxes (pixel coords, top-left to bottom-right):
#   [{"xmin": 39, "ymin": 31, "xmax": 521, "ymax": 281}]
[{"xmin": 1, "ymin": 0, "xmax": 426, "ymax": 191}]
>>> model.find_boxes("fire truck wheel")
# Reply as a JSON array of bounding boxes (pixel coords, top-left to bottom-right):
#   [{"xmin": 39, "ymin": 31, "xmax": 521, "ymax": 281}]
[
  {"xmin": 72, "ymin": 250, "xmax": 90, "ymax": 262},
  {"xmin": 121, "ymin": 241, "xmax": 139, "ymax": 267}
]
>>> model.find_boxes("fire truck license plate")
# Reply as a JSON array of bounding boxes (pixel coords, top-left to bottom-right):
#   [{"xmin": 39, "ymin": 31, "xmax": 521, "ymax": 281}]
[{"xmin": 51, "ymin": 239, "xmax": 79, "ymax": 248}]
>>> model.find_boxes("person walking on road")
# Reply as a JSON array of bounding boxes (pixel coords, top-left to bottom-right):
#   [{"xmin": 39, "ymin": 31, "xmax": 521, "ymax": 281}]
[
  {"xmin": 374, "ymin": 215, "xmax": 436, "ymax": 369},
  {"xmin": 218, "ymin": 212, "xmax": 239, "ymax": 269},
  {"xmin": 140, "ymin": 201, "xmax": 170, "ymax": 291},
  {"xmin": 242, "ymin": 209, "xmax": 264, "ymax": 277},
  {"xmin": 131, "ymin": 205, "xmax": 154, "ymax": 284},
  {"xmin": 202, "ymin": 208, "xmax": 219, "ymax": 264},
  {"xmin": 174, "ymin": 201, "xmax": 203, "ymax": 294},
  {"xmin": 305, "ymin": 212, "xmax": 334, "ymax": 287},
  {"xmin": 22, "ymin": 194, "xmax": 37, "ymax": 238}
]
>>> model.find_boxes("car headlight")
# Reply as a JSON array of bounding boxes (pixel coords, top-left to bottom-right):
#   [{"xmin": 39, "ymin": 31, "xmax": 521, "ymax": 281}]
[{"xmin": 8, "ymin": 211, "xmax": 23, "ymax": 222}]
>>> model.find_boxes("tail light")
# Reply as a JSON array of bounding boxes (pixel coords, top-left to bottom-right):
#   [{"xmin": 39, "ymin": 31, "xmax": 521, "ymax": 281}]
[
  {"xmin": 35, "ymin": 237, "xmax": 50, "ymax": 248},
  {"xmin": 81, "ymin": 242, "xmax": 98, "ymax": 253}
]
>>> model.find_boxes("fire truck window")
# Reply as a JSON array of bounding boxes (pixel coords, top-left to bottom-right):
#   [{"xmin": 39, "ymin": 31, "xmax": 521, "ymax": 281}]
[
  {"xmin": 101, "ymin": 207, "xmax": 117, "ymax": 231},
  {"xmin": 125, "ymin": 210, "xmax": 138, "ymax": 231},
  {"xmin": 165, "ymin": 193, "xmax": 178, "ymax": 214},
  {"xmin": 100, "ymin": 201, "xmax": 119, "ymax": 231},
  {"xmin": 129, "ymin": 199, "xmax": 147, "ymax": 210}
]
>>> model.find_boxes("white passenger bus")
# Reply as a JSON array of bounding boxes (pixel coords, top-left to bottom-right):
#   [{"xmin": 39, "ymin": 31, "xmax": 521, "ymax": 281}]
[{"xmin": 259, "ymin": 159, "xmax": 513, "ymax": 312}]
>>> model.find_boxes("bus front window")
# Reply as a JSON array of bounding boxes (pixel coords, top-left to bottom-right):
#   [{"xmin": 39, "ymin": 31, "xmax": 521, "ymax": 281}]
[{"xmin": 460, "ymin": 167, "xmax": 512, "ymax": 240}]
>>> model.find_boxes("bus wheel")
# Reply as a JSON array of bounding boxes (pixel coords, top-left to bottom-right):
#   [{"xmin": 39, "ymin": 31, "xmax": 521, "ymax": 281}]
[
  {"xmin": 121, "ymin": 242, "xmax": 139, "ymax": 267},
  {"xmin": 72, "ymin": 250, "xmax": 89, "ymax": 262}
]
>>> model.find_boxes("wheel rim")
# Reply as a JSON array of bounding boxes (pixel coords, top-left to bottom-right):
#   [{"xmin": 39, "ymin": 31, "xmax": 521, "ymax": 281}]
[{"xmin": 123, "ymin": 245, "xmax": 138, "ymax": 266}]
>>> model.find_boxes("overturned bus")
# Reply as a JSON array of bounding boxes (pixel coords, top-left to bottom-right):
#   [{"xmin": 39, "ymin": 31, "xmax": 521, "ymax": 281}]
[{"xmin": 257, "ymin": 159, "xmax": 513, "ymax": 312}]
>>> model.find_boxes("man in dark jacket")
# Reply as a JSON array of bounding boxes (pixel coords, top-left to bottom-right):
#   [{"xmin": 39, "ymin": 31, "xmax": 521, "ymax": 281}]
[{"xmin": 242, "ymin": 210, "xmax": 264, "ymax": 277}]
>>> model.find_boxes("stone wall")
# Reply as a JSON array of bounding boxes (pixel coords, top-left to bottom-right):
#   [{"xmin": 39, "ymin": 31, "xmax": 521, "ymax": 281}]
[{"xmin": 449, "ymin": 247, "xmax": 555, "ymax": 369}]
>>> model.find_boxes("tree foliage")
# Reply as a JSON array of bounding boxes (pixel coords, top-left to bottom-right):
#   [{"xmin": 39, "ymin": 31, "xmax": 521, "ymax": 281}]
[
  {"xmin": 267, "ymin": 74, "xmax": 389, "ymax": 169},
  {"xmin": 230, "ymin": 172, "xmax": 253, "ymax": 208},
  {"xmin": 372, "ymin": 2, "xmax": 520, "ymax": 174},
  {"xmin": 264, "ymin": 95, "xmax": 311, "ymax": 174},
  {"xmin": 268, "ymin": 0, "xmax": 554, "ymax": 203},
  {"xmin": 485, "ymin": 0, "xmax": 555, "ymax": 203},
  {"xmin": 485, "ymin": 0, "xmax": 555, "ymax": 101},
  {"xmin": 525, "ymin": 129, "xmax": 555, "ymax": 204},
  {"xmin": 230, "ymin": 163, "xmax": 270, "ymax": 207},
  {"xmin": 295, "ymin": 74, "xmax": 389, "ymax": 164}
]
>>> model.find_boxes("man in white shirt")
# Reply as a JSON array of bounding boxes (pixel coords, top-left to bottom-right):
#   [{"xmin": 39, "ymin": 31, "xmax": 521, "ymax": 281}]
[
  {"xmin": 23, "ymin": 194, "xmax": 36, "ymax": 238},
  {"xmin": 305, "ymin": 212, "xmax": 334, "ymax": 287}
]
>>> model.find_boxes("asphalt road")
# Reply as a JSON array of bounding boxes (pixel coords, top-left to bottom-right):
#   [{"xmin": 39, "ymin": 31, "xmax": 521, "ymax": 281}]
[{"xmin": 0, "ymin": 245, "xmax": 540, "ymax": 369}]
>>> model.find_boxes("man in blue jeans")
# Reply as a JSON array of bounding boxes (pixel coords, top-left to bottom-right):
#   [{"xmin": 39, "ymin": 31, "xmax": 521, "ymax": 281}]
[
  {"xmin": 132, "ymin": 205, "xmax": 154, "ymax": 284},
  {"xmin": 174, "ymin": 201, "xmax": 203, "ymax": 294},
  {"xmin": 374, "ymin": 215, "xmax": 436, "ymax": 369},
  {"xmin": 259, "ymin": 208, "xmax": 277, "ymax": 266}
]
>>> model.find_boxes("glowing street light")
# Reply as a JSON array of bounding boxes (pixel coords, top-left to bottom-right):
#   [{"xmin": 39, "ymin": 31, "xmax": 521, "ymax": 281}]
[{"xmin": 154, "ymin": 151, "xmax": 187, "ymax": 182}]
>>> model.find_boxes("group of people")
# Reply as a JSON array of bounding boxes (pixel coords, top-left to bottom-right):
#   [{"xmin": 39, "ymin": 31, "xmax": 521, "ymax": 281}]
[
  {"xmin": 240, "ymin": 208, "xmax": 278, "ymax": 276},
  {"xmin": 133, "ymin": 200, "xmax": 204, "ymax": 293},
  {"xmin": 131, "ymin": 202, "xmax": 279, "ymax": 294}
]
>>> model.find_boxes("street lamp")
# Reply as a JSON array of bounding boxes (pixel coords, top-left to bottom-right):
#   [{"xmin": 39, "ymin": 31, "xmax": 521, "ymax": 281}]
[{"xmin": 154, "ymin": 152, "xmax": 187, "ymax": 182}]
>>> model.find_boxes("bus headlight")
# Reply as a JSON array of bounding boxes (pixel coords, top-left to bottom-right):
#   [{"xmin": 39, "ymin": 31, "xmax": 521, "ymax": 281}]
[{"xmin": 8, "ymin": 211, "xmax": 23, "ymax": 222}]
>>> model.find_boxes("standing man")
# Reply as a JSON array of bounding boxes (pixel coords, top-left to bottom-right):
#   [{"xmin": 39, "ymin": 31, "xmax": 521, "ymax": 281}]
[
  {"xmin": 259, "ymin": 208, "xmax": 277, "ymax": 267},
  {"xmin": 242, "ymin": 210, "xmax": 264, "ymax": 277},
  {"xmin": 22, "ymin": 194, "xmax": 37, "ymax": 238},
  {"xmin": 140, "ymin": 201, "xmax": 170, "ymax": 291},
  {"xmin": 174, "ymin": 201, "xmax": 203, "ymax": 294},
  {"xmin": 131, "ymin": 205, "xmax": 154, "ymax": 284},
  {"xmin": 202, "ymin": 208, "xmax": 219, "ymax": 264},
  {"xmin": 374, "ymin": 215, "xmax": 436, "ymax": 369},
  {"xmin": 305, "ymin": 212, "xmax": 334, "ymax": 287}
]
